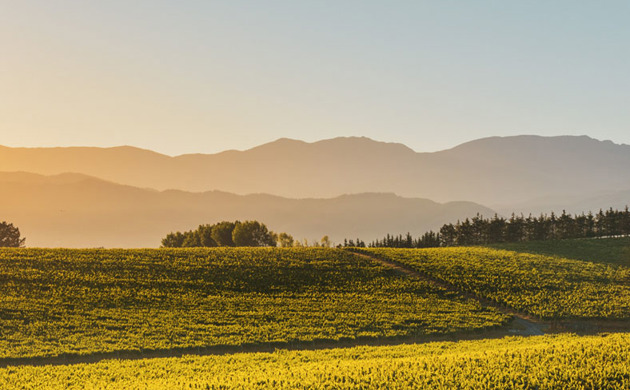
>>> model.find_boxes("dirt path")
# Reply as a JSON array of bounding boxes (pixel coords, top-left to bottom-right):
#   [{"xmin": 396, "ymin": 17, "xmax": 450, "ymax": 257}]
[
  {"xmin": 512, "ymin": 317, "xmax": 545, "ymax": 336},
  {"xmin": 349, "ymin": 249, "xmax": 547, "ymax": 336}
]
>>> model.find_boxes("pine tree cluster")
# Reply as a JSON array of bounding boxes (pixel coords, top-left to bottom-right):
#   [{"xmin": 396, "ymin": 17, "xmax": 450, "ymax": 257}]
[{"xmin": 341, "ymin": 207, "xmax": 630, "ymax": 248}]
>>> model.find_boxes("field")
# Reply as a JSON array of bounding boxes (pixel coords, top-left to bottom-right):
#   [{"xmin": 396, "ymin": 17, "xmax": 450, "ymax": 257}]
[
  {"xmin": 489, "ymin": 236, "xmax": 630, "ymax": 267},
  {"xmin": 0, "ymin": 333, "xmax": 628, "ymax": 389},
  {"xmin": 0, "ymin": 248, "xmax": 507, "ymax": 360},
  {"xmin": 2, "ymin": 245, "xmax": 629, "ymax": 388},
  {"xmin": 364, "ymin": 247, "xmax": 630, "ymax": 319}
]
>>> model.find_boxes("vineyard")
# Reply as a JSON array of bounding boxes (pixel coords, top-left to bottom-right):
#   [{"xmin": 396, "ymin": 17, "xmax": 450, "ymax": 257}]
[
  {"xmin": 0, "ymin": 248, "xmax": 507, "ymax": 360},
  {"xmin": 0, "ymin": 333, "xmax": 628, "ymax": 389},
  {"xmin": 364, "ymin": 247, "xmax": 630, "ymax": 319}
]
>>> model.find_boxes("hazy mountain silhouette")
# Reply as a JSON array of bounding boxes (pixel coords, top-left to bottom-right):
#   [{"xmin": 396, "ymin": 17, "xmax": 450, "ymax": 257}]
[
  {"xmin": 0, "ymin": 172, "xmax": 493, "ymax": 248},
  {"xmin": 1, "ymin": 135, "xmax": 629, "ymax": 209}
]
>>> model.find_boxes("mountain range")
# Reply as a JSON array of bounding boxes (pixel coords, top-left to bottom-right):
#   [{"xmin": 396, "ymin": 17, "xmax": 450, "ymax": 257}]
[
  {"xmin": 2, "ymin": 135, "xmax": 629, "ymax": 208},
  {"xmin": 0, "ymin": 172, "xmax": 492, "ymax": 247},
  {"xmin": 1, "ymin": 135, "xmax": 629, "ymax": 247}
]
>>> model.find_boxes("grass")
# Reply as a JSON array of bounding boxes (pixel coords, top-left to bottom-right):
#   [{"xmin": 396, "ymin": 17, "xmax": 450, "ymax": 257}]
[{"xmin": 488, "ymin": 236, "xmax": 630, "ymax": 267}]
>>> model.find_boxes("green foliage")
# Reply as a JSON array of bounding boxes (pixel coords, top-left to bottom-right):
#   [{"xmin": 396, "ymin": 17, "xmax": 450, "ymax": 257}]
[
  {"xmin": 276, "ymin": 232, "xmax": 294, "ymax": 247},
  {"xmin": 365, "ymin": 247, "xmax": 630, "ymax": 320},
  {"xmin": 0, "ymin": 221, "xmax": 25, "ymax": 248},
  {"xmin": 232, "ymin": 220, "xmax": 276, "ymax": 247},
  {"xmin": 181, "ymin": 230, "xmax": 201, "ymax": 247},
  {"xmin": 489, "ymin": 236, "xmax": 630, "ymax": 267},
  {"xmin": 211, "ymin": 221, "xmax": 235, "ymax": 246},
  {"xmin": 160, "ymin": 231, "xmax": 184, "ymax": 248},
  {"xmin": 366, "ymin": 231, "xmax": 440, "ymax": 248},
  {"xmin": 197, "ymin": 224, "xmax": 217, "ymax": 247},
  {"xmin": 349, "ymin": 206, "xmax": 630, "ymax": 249},
  {"xmin": 0, "ymin": 248, "xmax": 506, "ymax": 359},
  {"xmin": 162, "ymin": 220, "xmax": 282, "ymax": 247},
  {"xmin": 1, "ymin": 333, "xmax": 628, "ymax": 389}
]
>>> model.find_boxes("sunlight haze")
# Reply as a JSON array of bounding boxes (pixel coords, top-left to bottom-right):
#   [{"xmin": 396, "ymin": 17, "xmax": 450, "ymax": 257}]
[
  {"xmin": 2, "ymin": 1, "xmax": 630, "ymax": 155},
  {"xmin": 1, "ymin": 4, "xmax": 630, "ymax": 385}
]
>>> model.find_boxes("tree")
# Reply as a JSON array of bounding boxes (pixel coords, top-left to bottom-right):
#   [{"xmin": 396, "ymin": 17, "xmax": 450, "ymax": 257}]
[
  {"xmin": 439, "ymin": 223, "xmax": 456, "ymax": 247},
  {"xmin": 320, "ymin": 235, "xmax": 331, "ymax": 248},
  {"xmin": 585, "ymin": 212, "xmax": 596, "ymax": 238},
  {"xmin": 292, "ymin": 238, "xmax": 308, "ymax": 248},
  {"xmin": 277, "ymin": 232, "xmax": 294, "ymax": 247},
  {"xmin": 487, "ymin": 214, "xmax": 506, "ymax": 243},
  {"xmin": 232, "ymin": 221, "xmax": 276, "ymax": 247},
  {"xmin": 211, "ymin": 221, "xmax": 236, "ymax": 247},
  {"xmin": 161, "ymin": 231, "xmax": 185, "ymax": 248},
  {"xmin": 351, "ymin": 204, "xmax": 630, "ymax": 249},
  {"xmin": 197, "ymin": 224, "xmax": 218, "ymax": 247},
  {"xmin": 182, "ymin": 230, "xmax": 201, "ymax": 247},
  {"xmin": 622, "ymin": 207, "xmax": 630, "ymax": 236},
  {"xmin": 557, "ymin": 210, "xmax": 576, "ymax": 239},
  {"xmin": 0, "ymin": 221, "xmax": 25, "ymax": 247},
  {"xmin": 505, "ymin": 214, "xmax": 525, "ymax": 242}
]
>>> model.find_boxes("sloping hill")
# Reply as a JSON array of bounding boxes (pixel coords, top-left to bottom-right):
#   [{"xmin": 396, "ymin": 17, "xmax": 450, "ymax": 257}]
[
  {"xmin": 0, "ymin": 172, "xmax": 493, "ymax": 247},
  {"xmin": 489, "ymin": 237, "xmax": 630, "ymax": 267},
  {"xmin": 0, "ymin": 248, "xmax": 507, "ymax": 360},
  {"xmin": 2, "ymin": 135, "xmax": 630, "ymax": 208}
]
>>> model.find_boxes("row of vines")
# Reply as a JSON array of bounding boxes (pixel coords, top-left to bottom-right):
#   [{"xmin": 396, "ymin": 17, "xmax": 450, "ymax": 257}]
[
  {"xmin": 1, "ymin": 333, "xmax": 628, "ymax": 389},
  {"xmin": 364, "ymin": 247, "xmax": 630, "ymax": 319}
]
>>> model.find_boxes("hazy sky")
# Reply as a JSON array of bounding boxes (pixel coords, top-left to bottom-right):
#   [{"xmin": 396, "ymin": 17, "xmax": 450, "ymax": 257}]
[{"xmin": 2, "ymin": 1, "xmax": 629, "ymax": 155}]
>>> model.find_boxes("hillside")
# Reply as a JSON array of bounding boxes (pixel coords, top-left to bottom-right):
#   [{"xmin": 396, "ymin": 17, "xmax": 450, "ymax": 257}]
[
  {"xmin": 0, "ymin": 247, "xmax": 628, "ymax": 388},
  {"xmin": 2, "ymin": 135, "xmax": 630, "ymax": 209},
  {"xmin": 0, "ymin": 172, "xmax": 493, "ymax": 247},
  {"xmin": 0, "ymin": 248, "xmax": 506, "ymax": 360},
  {"xmin": 365, "ymin": 247, "xmax": 630, "ymax": 320},
  {"xmin": 489, "ymin": 236, "xmax": 630, "ymax": 267}
]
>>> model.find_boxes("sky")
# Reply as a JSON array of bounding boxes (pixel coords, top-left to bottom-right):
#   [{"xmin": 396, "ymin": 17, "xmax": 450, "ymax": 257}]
[{"xmin": 1, "ymin": 1, "xmax": 629, "ymax": 156}]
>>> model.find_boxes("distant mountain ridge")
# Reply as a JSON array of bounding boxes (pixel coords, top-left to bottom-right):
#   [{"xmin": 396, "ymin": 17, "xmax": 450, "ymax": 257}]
[
  {"xmin": 0, "ymin": 172, "xmax": 493, "ymax": 248},
  {"xmin": 1, "ymin": 135, "xmax": 629, "ymax": 210}
]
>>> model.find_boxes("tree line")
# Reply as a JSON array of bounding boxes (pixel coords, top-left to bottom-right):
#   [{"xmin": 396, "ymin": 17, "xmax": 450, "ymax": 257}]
[
  {"xmin": 342, "ymin": 207, "xmax": 630, "ymax": 248},
  {"xmin": 161, "ymin": 220, "xmax": 296, "ymax": 248}
]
